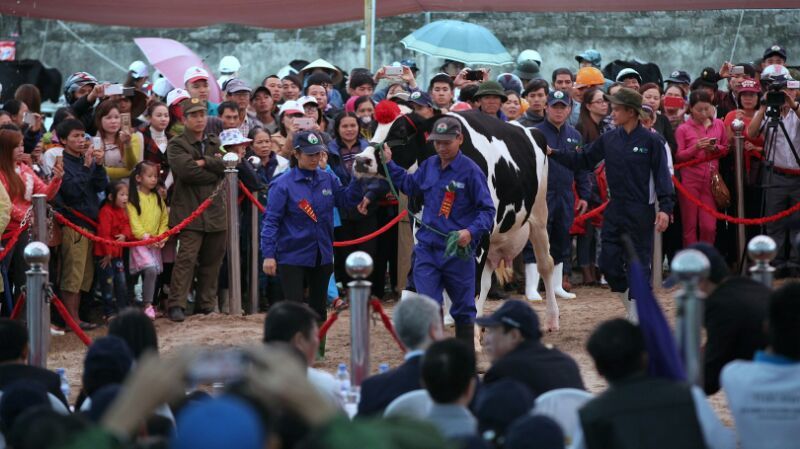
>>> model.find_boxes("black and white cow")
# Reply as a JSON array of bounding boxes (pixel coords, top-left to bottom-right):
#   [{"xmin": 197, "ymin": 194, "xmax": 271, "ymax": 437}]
[{"xmin": 353, "ymin": 101, "xmax": 562, "ymax": 332}]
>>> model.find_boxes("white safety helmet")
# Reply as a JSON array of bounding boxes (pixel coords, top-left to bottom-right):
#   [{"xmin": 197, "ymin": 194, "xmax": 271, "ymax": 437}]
[
  {"xmin": 517, "ymin": 49, "xmax": 542, "ymax": 67},
  {"xmin": 761, "ymin": 64, "xmax": 792, "ymax": 80},
  {"xmin": 219, "ymin": 55, "xmax": 241, "ymax": 75}
]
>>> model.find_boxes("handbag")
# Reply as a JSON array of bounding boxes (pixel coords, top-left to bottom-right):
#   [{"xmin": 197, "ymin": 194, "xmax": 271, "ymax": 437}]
[{"xmin": 710, "ymin": 166, "xmax": 731, "ymax": 210}]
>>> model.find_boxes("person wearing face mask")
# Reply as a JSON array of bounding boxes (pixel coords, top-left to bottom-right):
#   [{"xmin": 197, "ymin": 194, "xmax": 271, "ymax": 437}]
[
  {"xmin": 353, "ymin": 96, "xmax": 376, "ymax": 140},
  {"xmin": 675, "ymin": 90, "xmax": 729, "ymax": 247}
]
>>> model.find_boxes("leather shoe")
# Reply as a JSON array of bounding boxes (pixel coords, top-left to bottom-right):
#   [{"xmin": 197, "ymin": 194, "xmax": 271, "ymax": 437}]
[{"xmin": 168, "ymin": 307, "xmax": 185, "ymax": 322}]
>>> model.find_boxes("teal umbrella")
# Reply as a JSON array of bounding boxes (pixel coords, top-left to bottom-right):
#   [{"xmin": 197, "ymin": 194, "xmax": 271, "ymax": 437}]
[{"xmin": 400, "ymin": 20, "xmax": 513, "ymax": 66}]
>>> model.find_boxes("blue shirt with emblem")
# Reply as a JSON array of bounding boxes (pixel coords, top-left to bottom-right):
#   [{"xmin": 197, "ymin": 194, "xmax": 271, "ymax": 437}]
[
  {"xmin": 260, "ymin": 167, "xmax": 365, "ymax": 266},
  {"xmin": 535, "ymin": 120, "xmax": 591, "ymax": 199},
  {"xmin": 386, "ymin": 151, "xmax": 496, "ymax": 251},
  {"xmin": 549, "ymin": 123, "xmax": 675, "ymax": 214}
]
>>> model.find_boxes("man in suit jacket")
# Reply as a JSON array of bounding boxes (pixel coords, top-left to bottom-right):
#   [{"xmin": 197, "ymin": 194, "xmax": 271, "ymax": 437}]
[
  {"xmin": 357, "ymin": 293, "xmax": 444, "ymax": 416},
  {"xmin": 0, "ymin": 319, "xmax": 69, "ymax": 408},
  {"xmin": 478, "ymin": 299, "xmax": 584, "ymax": 397}
]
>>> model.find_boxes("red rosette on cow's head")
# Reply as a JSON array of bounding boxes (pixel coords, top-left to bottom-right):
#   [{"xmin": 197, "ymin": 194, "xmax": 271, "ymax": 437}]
[{"xmin": 375, "ymin": 100, "xmax": 402, "ymax": 124}]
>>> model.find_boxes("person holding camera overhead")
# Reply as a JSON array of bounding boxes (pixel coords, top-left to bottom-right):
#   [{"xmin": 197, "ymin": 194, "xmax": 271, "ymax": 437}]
[
  {"xmin": 675, "ymin": 90, "xmax": 729, "ymax": 247},
  {"xmin": 746, "ymin": 64, "xmax": 800, "ymax": 278},
  {"xmin": 261, "ymin": 130, "xmax": 374, "ymax": 323}
]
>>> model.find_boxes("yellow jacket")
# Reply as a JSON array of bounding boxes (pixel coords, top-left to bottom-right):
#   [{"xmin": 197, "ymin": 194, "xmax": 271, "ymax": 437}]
[
  {"xmin": 127, "ymin": 190, "xmax": 168, "ymax": 240},
  {"xmin": 106, "ymin": 132, "xmax": 143, "ymax": 181}
]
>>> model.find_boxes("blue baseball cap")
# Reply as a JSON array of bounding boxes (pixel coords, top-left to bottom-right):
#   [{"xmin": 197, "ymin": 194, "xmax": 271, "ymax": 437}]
[
  {"xmin": 408, "ymin": 91, "xmax": 434, "ymax": 108},
  {"xmin": 576, "ymin": 49, "xmax": 602, "ymax": 67},
  {"xmin": 292, "ymin": 131, "xmax": 326, "ymax": 154},
  {"xmin": 475, "ymin": 379, "xmax": 536, "ymax": 435},
  {"xmin": 476, "ymin": 299, "xmax": 541, "ymax": 339},
  {"xmin": 546, "ymin": 90, "xmax": 571, "ymax": 107}
]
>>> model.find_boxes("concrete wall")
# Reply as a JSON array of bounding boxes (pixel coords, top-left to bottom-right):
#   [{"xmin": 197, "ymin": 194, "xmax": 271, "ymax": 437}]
[{"xmin": 2, "ymin": 9, "xmax": 799, "ymax": 91}]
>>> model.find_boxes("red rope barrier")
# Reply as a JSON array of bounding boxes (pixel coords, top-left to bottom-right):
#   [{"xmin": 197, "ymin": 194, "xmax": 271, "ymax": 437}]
[
  {"xmin": 54, "ymin": 195, "xmax": 215, "ymax": 248},
  {"xmin": 673, "ymin": 152, "xmax": 725, "ymax": 170},
  {"xmin": 369, "ymin": 299, "xmax": 406, "ymax": 353},
  {"xmin": 239, "ymin": 181, "xmax": 266, "ymax": 214},
  {"xmin": 333, "ymin": 210, "xmax": 408, "ymax": 247},
  {"xmin": 573, "ymin": 201, "xmax": 609, "ymax": 224},
  {"xmin": 672, "ymin": 175, "xmax": 800, "ymax": 225},
  {"xmin": 63, "ymin": 207, "xmax": 99, "ymax": 229},
  {"xmin": 9, "ymin": 292, "xmax": 26, "ymax": 320},
  {"xmin": 318, "ymin": 310, "xmax": 340, "ymax": 340},
  {"xmin": 0, "ymin": 224, "xmax": 30, "ymax": 262},
  {"xmin": 51, "ymin": 294, "xmax": 91, "ymax": 346}
]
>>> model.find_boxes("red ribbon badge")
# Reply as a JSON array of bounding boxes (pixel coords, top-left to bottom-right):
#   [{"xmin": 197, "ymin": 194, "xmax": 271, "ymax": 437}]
[
  {"xmin": 298, "ymin": 199, "xmax": 317, "ymax": 222},
  {"xmin": 439, "ymin": 184, "xmax": 457, "ymax": 219}
]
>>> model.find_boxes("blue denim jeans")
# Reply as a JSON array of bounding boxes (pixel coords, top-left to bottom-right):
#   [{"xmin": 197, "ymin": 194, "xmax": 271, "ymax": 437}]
[{"xmin": 97, "ymin": 257, "xmax": 128, "ymax": 317}]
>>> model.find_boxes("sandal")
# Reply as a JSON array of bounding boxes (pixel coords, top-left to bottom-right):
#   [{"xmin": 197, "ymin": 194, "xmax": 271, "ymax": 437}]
[
  {"xmin": 331, "ymin": 298, "xmax": 349, "ymax": 311},
  {"xmin": 78, "ymin": 321, "xmax": 100, "ymax": 331}
]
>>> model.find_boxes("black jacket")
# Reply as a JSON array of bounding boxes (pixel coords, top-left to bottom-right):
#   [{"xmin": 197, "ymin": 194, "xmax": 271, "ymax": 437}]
[
  {"xmin": 357, "ymin": 354, "xmax": 422, "ymax": 417},
  {"xmin": 703, "ymin": 276, "xmax": 769, "ymax": 395},
  {"xmin": 55, "ymin": 151, "xmax": 109, "ymax": 229},
  {"xmin": 579, "ymin": 374, "xmax": 706, "ymax": 449},
  {"xmin": 483, "ymin": 340, "xmax": 584, "ymax": 398},
  {"xmin": 516, "ymin": 110, "xmax": 545, "ymax": 128},
  {"xmin": 0, "ymin": 363, "xmax": 69, "ymax": 408}
]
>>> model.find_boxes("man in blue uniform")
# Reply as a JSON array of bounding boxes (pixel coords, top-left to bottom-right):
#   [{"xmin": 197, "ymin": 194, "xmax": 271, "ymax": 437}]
[
  {"xmin": 526, "ymin": 90, "xmax": 590, "ymax": 301},
  {"xmin": 548, "ymin": 88, "xmax": 674, "ymax": 322},
  {"xmin": 380, "ymin": 117, "xmax": 496, "ymax": 351}
]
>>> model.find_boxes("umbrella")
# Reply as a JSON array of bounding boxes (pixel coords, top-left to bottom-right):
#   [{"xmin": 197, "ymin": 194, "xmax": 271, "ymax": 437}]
[
  {"xmin": 400, "ymin": 20, "xmax": 513, "ymax": 66},
  {"xmin": 134, "ymin": 37, "xmax": 222, "ymax": 103}
]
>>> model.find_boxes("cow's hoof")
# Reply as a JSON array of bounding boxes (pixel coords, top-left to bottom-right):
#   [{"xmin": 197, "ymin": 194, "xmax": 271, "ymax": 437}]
[{"xmin": 545, "ymin": 314, "xmax": 560, "ymax": 332}]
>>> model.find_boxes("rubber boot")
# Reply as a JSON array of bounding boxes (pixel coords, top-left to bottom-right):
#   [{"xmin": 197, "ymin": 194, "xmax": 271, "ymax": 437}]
[
  {"xmin": 455, "ymin": 322, "xmax": 475, "ymax": 353},
  {"xmin": 525, "ymin": 263, "xmax": 542, "ymax": 301},
  {"xmin": 553, "ymin": 263, "xmax": 576, "ymax": 299},
  {"xmin": 618, "ymin": 290, "xmax": 639, "ymax": 324}
]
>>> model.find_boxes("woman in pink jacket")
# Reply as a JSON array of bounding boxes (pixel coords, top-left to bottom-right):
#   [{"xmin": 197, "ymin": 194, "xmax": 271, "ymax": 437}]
[
  {"xmin": 0, "ymin": 128, "xmax": 62, "ymax": 306},
  {"xmin": 675, "ymin": 90, "xmax": 728, "ymax": 246}
]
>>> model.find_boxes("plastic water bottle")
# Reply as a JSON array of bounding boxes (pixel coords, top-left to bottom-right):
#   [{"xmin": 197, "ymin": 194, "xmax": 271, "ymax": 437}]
[
  {"xmin": 56, "ymin": 368, "xmax": 70, "ymax": 408},
  {"xmin": 336, "ymin": 363, "xmax": 350, "ymax": 400},
  {"xmin": 379, "ymin": 363, "xmax": 390, "ymax": 374}
]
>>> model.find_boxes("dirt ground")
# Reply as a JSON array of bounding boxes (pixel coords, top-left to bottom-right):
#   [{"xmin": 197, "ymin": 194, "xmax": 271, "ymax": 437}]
[{"xmin": 47, "ymin": 284, "xmax": 732, "ymax": 425}]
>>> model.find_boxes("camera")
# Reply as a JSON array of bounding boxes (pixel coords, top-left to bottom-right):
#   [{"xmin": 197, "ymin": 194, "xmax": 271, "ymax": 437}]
[
  {"xmin": 187, "ymin": 348, "xmax": 249, "ymax": 385},
  {"xmin": 465, "ymin": 70, "xmax": 483, "ymax": 81}
]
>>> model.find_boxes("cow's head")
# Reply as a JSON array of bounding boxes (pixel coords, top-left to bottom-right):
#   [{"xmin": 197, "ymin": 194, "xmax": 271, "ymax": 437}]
[{"xmin": 353, "ymin": 100, "xmax": 432, "ymax": 179}]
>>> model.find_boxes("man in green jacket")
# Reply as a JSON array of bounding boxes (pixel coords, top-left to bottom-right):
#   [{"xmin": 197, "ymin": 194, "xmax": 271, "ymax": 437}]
[{"xmin": 166, "ymin": 98, "xmax": 227, "ymax": 322}]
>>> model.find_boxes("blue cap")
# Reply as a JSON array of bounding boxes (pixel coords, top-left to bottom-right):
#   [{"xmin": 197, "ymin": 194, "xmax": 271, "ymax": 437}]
[
  {"xmin": 292, "ymin": 131, "xmax": 326, "ymax": 154},
  {"xmin": 475, "ymin": 379, "xmax": 535, "ymax": 435},
  {"xmin": 400, "ymin": 59, "xmax": 418, "ymax": 72},
  {"xmin": 576, "ymin": 49, "xmax": 602, "ymax": 67},
  {"xmin": 408, "ymin": 91, "xmax": 434, "ymax": 108},
  {"xmin": 546, "ymin": 90, "xmax": 571, "ymax": 107},
  {"xmin": 505, "ymin": 415, "xmax": 565, "ymax": 449},
  {"xmin": 172, "ymin": 396, "xmax": 267, "ymax": 449},
  {"xmin": 476, "ymin": 299, "xmax": 541, "ymax": 339}
]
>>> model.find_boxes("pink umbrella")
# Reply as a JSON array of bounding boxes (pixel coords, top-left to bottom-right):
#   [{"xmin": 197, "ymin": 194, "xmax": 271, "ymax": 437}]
[{"xmin": 134, "ymin": 37, "xmax": 222, "ymax": 103}]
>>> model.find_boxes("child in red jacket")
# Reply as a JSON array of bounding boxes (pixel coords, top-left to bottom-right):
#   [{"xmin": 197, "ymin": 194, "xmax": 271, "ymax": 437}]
[{"xmin": 95, "ymin": 182, "xmax": 133, "ymax": 320}]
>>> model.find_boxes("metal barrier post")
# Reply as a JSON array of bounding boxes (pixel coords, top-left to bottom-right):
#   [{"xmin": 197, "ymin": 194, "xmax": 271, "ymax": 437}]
[
  {"xmin": 223, "ymin": 153, "xmax": 242, "ymax": 316},
  {"xmin": 732, "ymin": 119, "xmax": 747, "ymax": 272},
  {"xmin": 25, "ymin": 242, "xmax": 51, "ymax": 368},
  {"xmin": 346, "ymin": 251, "xmax": 373, "ymax": 390},
  {"xmin": 671, "ymin": 249, "xmax": 710, "ymax": 387},
  {"xmin": 748, "ymin": 235, "xmax": 777, "ymax": 288},
  {"xmin": 249, "ymin": 202, "xmax": 259, "ymax": 314},
  {"xmin": 32, "ymin": 194, "xmax": 48, "ymax": 243}
]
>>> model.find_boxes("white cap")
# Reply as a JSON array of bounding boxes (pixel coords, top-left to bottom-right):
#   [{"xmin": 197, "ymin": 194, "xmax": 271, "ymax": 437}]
[
  {"xmin": 151, "ymin": 77, "xmax": 173, "ymax": 98},
  {"xmin": 278, "ymin": 100, "xmax": 304, "ymax": 116},
  {"xmin": 517, "ymin": 49, "xmax": 542, "ymax": 66},
  {"xmin": 129, "ymin": 60, "xmax": 149, "ymax": 78},
  {"xmin": 616, "ymin": 68, "xmax": 642, "ymax": 82},
  {"xmin": 298, "ymin": 95, "xmax": 318, "ymax": 108},
  {"xmin": 219, "ymin": 55, "xmax": 241, "ymax": 75},
  {"xmin": 762, "ymin": 64, "xmax": 792, "ymax": 80},
  {"xmin": 166, "ymin": 88, "xmax": 191, "ymax": 107},
  {"xmin": 219, "ymin": 128, "xmax": 252, "ymax": 147},
  {"xmin": 183, "ymin": 66, "xmax": 210, "ymax": 85}
]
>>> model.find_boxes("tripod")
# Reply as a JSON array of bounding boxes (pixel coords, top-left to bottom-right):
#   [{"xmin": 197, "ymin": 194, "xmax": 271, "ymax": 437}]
[{"xmin": 745, "ymin": 107, "xmax": 800, "ymax": 272}]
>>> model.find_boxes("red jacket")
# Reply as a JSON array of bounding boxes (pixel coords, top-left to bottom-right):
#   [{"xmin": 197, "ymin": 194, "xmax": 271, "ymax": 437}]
[{"xmin": 94, "ymin": 203, "xmax": 133, "ymax": 258}]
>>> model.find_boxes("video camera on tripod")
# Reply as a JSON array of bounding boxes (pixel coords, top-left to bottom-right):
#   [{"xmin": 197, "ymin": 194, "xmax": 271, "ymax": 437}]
[{"xmin": 763, "ymin": 75, "xmax": 800, "ymax": 117}]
